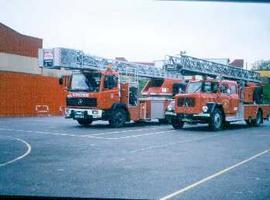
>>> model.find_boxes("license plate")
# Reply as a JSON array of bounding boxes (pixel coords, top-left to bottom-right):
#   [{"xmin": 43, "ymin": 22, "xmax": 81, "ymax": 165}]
[
  {"xmin": 74, "ymin": 112, "xmax": 84, "ymax": 119},
  {"xmin": 183, "ymin": 118, "xmax": 193, "ymax": 122},
  {"xmin": 165, "ymin": 112, "xmax": 176, "ymax": 116}
]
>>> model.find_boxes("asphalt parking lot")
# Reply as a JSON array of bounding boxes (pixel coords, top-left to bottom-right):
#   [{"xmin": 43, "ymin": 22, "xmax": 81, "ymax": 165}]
[{"xmin": 0, "ymin": 117, "xmax": 270, "ymax": 200}]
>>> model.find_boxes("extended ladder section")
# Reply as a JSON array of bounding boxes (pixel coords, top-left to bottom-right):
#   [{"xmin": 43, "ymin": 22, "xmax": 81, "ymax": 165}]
[
  {"xmin": 164, "ymin": 55, "xmax": 261, "ymax": 83},
  {"xmin": 38, "ymin": 48, "xmax": 182, "ymax": 80}
]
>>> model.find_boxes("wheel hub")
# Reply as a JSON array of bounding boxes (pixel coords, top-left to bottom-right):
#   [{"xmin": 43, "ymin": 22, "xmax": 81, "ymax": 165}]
[{"xmin": 214, "ymin": 113, "xmax": 221, "ymax": 128}]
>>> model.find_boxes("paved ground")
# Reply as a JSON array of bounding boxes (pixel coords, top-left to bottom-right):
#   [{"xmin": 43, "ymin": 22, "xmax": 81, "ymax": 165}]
[{"xmin": 0, "ymin": 117, "xmax": 270, "ymax": 200}]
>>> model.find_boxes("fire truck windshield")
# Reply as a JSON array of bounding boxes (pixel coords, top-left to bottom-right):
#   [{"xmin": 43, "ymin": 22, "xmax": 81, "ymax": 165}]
[
  {"xmin": 187, "ymin": 82, "xmax": 202, "ymax": 93},
  {"xmin": 70, "ymin": 73, "xmax": 101, "ymax": 92},
  {"xmin": 187, "ymin": 81, "xmax": 218, "ymax": 94}
]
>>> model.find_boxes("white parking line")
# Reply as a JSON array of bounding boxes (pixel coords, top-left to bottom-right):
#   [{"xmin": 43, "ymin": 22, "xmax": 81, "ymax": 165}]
[
  {"xmin": 106, "ymin": 130, "xmax": 175, "ymax": 139},
  {"xmin": 0, "ymin": 128, "xmax": 174, "ymax": 140},
  {"xmin": 0, "ymin": 136, "xmax": 32, "ymax": 167},
  {"xmin": 91, "ymin": 126, "xmax": 168, "ymax": 136},
  {"xmin": 160, "ymin": 148, "xmax": 270, "ymax": 200},
  {"xmin": 0, "ymin": 128, "xmax": 105, "ymax": 139},
  {"xmin": 0, "ymin": 118, "xmax": 57, "ymax": 123},
  {"xmin": 130, "ymin": 134, "xmax": 220, "ymax": 153},
  {"xmin": 256, "ymin": 134, "xmax": 270, "ymax": 137}
]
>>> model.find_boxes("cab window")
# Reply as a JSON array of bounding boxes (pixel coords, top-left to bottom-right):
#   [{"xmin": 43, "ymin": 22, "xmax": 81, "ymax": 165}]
[
  {"xmin": 104, "ymin": 75, "xmax": 118, "ymax": 89},
  {"xmin": 221, "ymin": 83, "xmax": 230, "ymax": 94},
  {"xmin": 202, "ymin": 82, "xmax": 212, "ymax": 93},
  {"xmin": 202, "ymin": 81, "xmax": 218, "ymax": 93},
  {"xmin": 230, "ymin": 85, "xmax": 237, "ymax": 94}
]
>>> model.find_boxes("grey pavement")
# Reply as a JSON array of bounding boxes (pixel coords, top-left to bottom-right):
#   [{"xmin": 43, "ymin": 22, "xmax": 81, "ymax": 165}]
[{"xmin": 0, "ymin": 117, "xmax": 269, "ymax": 199}]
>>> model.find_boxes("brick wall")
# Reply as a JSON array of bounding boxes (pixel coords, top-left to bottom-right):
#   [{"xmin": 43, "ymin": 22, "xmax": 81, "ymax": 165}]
[
  {"xmin": 0, "ymin": 71, "xmax": 66, "ymax": 117},
  {"xmin": 0, "ymin": 23, "xmax": 42, "ymax": 58}
]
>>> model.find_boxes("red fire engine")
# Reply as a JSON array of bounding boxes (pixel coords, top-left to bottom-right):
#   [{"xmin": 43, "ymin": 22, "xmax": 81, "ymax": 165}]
[
  {"xmin": 165, "ymin": 55, "xmax": 270, "ymax": 130},
  {"xmin": 39, "ymin": 48, "xmax": 184, "ymax": 127}
]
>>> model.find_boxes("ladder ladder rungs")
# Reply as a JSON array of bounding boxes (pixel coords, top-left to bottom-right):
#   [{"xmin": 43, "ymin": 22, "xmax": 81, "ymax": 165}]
[
  {"xmin": 164, "ymin": 55, "xmax": 261, "ymax": 83},
  {"xmin": 39, "ymin": 48, "xmax": 182, "ymax": 80}
]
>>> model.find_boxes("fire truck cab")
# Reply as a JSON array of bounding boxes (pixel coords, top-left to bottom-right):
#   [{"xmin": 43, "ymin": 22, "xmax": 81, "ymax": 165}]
[{"xmin": 166, "ymin": 79, "xmax": 270, "ymax": 131}]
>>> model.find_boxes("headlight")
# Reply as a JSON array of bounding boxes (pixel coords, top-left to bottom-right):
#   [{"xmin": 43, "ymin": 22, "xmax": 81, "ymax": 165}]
[
  {"xmin": 65, "ymin": 108, "xmax": 71, "ymax": 115},
  {"xmin": 202, "ymin": 106, "xmax": 208, "ymax": 113},
  {"xmin": 92, "ymin": 110, "xmax": 99, "ymax": 114},
  {"xmin": 167, "ymin": 105, "xmax": 173, "ymax": 111},
  {"xmin": 167, "ymin": 100, "xmax": 175, "ymax": 111}
]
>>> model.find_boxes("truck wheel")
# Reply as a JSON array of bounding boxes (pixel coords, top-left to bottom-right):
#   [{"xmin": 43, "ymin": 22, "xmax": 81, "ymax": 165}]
[
  {"xmin": 224, "ymin": 121, "xmax": 230, "ymax": 128},
  {"xmin": 158, "ymin": 119, "xmax": 168, "ymax": 124},
  {"xmin": 209, "ymin": 109, "xmax": 223, "ymax": 131},
  {"xmin": 245, "ymin": 119, "xmax": 253, "ymax": 127},
  {"xmin": 171, "ymin": 117, "xmax": 184, "ymax": 129},
  {"xmin": 77, "ymin": 119, "xmax": 93, "ymax": 126},
  {"xmin": 134, "ymin": 120, "xmax": 146, "ymax": 125},
  {"xmin": 109, "ymin": 109, "xmax": 127, "ymax": 128},
  {"xmin": 252, "ymin": 110, "xmax": 263, "ymax": 127}
]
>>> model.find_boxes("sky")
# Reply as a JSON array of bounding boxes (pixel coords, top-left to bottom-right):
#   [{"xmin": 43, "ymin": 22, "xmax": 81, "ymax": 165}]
[{"xmin": 0, "ymin": 0, "xmax": 270, "ymax": 67}]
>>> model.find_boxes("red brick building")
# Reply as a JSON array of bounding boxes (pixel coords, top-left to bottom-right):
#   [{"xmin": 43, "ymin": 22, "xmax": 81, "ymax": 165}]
[
  {"xmin": 0, "ymin": 23, "xmax": 66, "ymax": 117},
  {"xmin": 0, "ymin": 22, "xmax": 42, "ymax": 58}
]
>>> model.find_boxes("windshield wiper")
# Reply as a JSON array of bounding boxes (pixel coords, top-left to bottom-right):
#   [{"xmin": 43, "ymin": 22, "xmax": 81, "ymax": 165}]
[
  {"xmin": 69, "ymin": 89, "xmax": 90, "ymax": 92},
  {"xmin": 189, "ymin": 84, "xmax": 201, "ymax": 93}
]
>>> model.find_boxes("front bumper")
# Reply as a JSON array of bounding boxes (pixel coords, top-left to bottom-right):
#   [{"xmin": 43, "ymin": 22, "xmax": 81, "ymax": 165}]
[
  {"xmin": 166, "ymin": 111, "xmax": 210, "ymax": 123},
  {"xmin": 180, "ymin": 113, "xmax": 210, "ymax": 123},
  {"xmin": 165, "ymin": 110, "xmax": 176, "ymax": 122},
  {"xmin": 65, "ymin": 108, "xmax": 103, "ymax": 120},
  {"xmin": 165, "ymin": 111, "xmax": 177, "ymax": 116}
]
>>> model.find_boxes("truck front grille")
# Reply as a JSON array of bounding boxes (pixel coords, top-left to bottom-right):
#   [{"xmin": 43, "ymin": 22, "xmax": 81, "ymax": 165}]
[
  {"xmin": 67, "ymin": 97, "xmax": 97, "ymax": 107},
  {"xmin": 177, "ymin": 97, "xmax": 195, "ymax": 107}
]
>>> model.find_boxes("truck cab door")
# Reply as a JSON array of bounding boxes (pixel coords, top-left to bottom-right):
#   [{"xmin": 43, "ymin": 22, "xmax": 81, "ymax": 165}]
[
  {"xmin": 128, "ymin": 86, "xmax": 139, "ymax": 107},
  {"xmin": 100, "ymin": 74, "xmax": 120, "ymax": 109},
  {"xmin": 228, "ymin": 84, "xmax": 240, "ymax": 115},
  {"xmin": 127, "ymin": 85, "xmax": 140, "ymax": 121},
  {"xmin": 219, "ymin": 83, "xmax": 232, "ymax": 115}
]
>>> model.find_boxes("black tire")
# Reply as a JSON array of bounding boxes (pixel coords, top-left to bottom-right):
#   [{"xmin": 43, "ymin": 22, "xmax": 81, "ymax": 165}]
[
  {"xmin": 209, "ymin": 109, "xmax": 223, "ymax": 131},
  {"xmin": 77, "ymin": 119, "xmax": 93, "ymax": 126},
  {"xmin": 224, "ymin": 121, "xmax": 230, "ymax": 129},
  {"xmin": 245, "ymin": 119, "xmax": 253, "ymax": 127},
  {"xmin": 158, "ymin": 119, "xmax": 168, "ymax": 124},
  {"xmin": 171, "ymin": 117, "xmax": 184, "ymax": 129},
  {"xmin": 109, "ymin": 109, "xmax": 127, "ymax": 128},
  {"xmin": 134, "ymin": 120, "xmax": 146, "ymax": 124},
  {"xmin": 252, "ymin": 109, "xmax": 263, "ymax": 127}
]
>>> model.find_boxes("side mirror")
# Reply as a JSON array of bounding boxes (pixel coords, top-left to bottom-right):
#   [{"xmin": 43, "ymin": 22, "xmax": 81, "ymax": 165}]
[{"xmin": 59, "ymin": 77, "xmax": 64, "ymax": 85}]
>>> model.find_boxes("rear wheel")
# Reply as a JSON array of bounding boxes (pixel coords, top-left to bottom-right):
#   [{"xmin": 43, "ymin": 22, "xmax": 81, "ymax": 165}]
[
  {"xmin": 252, "ymin": 109, "xmax": 263, "ymax": 127},
  {"xmin": 77, "ymin": 119, "xmax": 93, "ymax": 126},
  {"xmin": 109, "ymin": 109, "xmax": 127, "ymax": 128},
  {"xmin": 209, "ymin": 109, "xmax": 223, "ymax": 131},
  {"xmin": 171, "ymin": 117, "xmax": 184, "ymax": 129}
]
